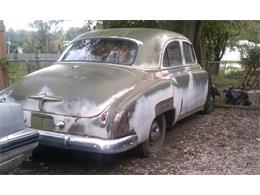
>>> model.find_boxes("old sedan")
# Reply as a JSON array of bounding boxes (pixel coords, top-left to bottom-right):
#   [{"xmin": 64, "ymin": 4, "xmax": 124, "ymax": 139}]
[
  {"xmin": 0, "ymin": 28, "xmax": 214, "ymax": 157},
  {"xmin": 0, "ymin": 102, "xmax": 39, "ymax": 174}
]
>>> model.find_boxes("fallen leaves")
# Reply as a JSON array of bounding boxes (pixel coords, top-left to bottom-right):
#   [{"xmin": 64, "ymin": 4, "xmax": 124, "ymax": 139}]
[{"xmin": 12, "ymin": 108, "xmax": 260, "ymax": 175}]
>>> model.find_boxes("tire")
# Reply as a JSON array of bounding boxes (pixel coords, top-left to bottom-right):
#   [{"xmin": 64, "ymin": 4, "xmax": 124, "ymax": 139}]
[
  {"xmin": 203, "ymin": 88, "xmax": 215, "ymax": 114},
  {"xmin": 138, "ymin": 115, "xmax": 166, "ymax": 157}
]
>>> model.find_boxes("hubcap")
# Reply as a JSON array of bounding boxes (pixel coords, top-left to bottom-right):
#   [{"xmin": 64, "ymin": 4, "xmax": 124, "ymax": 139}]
[{"xmin": 149, "ymin": 121, "xmax": 161, "ymax": 145}]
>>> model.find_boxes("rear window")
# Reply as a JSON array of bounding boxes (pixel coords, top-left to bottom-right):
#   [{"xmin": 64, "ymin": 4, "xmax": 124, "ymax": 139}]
[{"xmin": 61, "ymin": 38, "xmax": 137, "ymax": 65}]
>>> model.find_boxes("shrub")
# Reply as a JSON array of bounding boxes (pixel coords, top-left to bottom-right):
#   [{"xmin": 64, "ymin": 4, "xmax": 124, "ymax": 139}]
[{"xmin": 240, "ymin": 45, "xmax": 260, "ymax": 89}]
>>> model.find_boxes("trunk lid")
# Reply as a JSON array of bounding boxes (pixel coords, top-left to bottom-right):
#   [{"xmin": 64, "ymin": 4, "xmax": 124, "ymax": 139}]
[{"xmin": 9, "ymin": 63, "xmax": 139, "ymax": 117}]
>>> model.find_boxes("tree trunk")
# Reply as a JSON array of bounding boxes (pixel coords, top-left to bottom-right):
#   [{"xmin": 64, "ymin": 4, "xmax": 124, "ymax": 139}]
[
  {"xmin": 193, "ymin": 21, "xmax": 204, "ymax": 67},
  {"xmin": 174, "ymin": 21, "xmax": 196, "ymax": 42},
  {"xmin": 209, "ymin": 62, "xmax": 220, "ymax": 76}
]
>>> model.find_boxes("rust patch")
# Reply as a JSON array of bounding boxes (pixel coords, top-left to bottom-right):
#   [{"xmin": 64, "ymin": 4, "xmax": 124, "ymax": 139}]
[
  {"xmin": 109, "ymin": 112, "xmax": 130, "ymax": 139},
  {"xmin": 155, "ymin": 97, "xmax": 174, "ymax": 116}
]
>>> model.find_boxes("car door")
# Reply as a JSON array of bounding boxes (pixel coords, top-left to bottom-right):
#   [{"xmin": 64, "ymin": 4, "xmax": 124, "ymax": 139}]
[
  {"xmin": 161, "ymin": 40, "xmax": 190, "ymax": 121},
  {"xmin": 181, "ymin": 41, "xmax": 208, "ymax": 112}
]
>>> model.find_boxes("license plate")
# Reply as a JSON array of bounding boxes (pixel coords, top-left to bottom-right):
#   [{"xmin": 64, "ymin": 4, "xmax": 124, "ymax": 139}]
[{"xmin": 31, "ymin": 113, "xmax": 54, "ymax": 130}]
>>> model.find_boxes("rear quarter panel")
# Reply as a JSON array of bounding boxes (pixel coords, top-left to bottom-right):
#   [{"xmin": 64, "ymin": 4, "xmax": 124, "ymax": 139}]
[{"xmin": 108, "ymin": 79, "xmax": 173, "ymax": 144}]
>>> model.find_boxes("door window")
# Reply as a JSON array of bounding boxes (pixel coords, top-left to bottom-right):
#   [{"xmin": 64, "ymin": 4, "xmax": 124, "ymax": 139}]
[
  {"xmin": 183, "ymin": 42, "xmax": 196, "ymax": 64},
  {"xmin": 163, "ymin": 41, "xmax": 182, "ymax": 67}
]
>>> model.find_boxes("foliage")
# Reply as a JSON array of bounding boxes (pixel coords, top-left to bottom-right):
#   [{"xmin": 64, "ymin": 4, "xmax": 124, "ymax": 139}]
[
  {"xmin": 241, "ymin": 45, "xmax": 260, "ymax": 70},
  {"xmin": 212, "ymin": 69, "xmax": 243, "ymax": 88},
  {"xmin": 29, "ymin": 20, "xmax": 64, "ymax": 53},
  {"xmin": 63, "ymin": 21, "xmax": 94, "ymax": 41},
  {"xmin": 202, "ymin": 21, "xmax": 242, "ymax": 63},
  {"xmin": 240, "ymin": 45, "xmax": 260, "ymax": 89},
  {"xmin": 101, "ymin": 20, "xmax": 186, "ymax": 30},
  {"xmin": 6, "ymin": 20, "xmax": 64, "ymax": 54},
  {"xmin": 102, "ymin": 20, "xmax": 149, "ymax": 28},
  {"xmin": 0, "ymin": 58, "xmax": 7, "ymax": 69},
  {"xmin": 238, "ymin": 21, "xmax": 260, "ymax": 44},
  {"xmin": 6, "ymin": 20, "xmax": 100, "ymax": 54},
  {"xmin": 7, "ymin": 63, "xmax": 28, "ymax": 84}
]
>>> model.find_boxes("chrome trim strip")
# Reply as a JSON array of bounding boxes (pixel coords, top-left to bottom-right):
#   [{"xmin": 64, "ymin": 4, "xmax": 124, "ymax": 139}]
[
  {"xmin": 0, "ymin": 142, "xmax": 38, "ymax": 174},
  {"xmin": 28, "ymin": 94, "xmax": 62, "ymax": 102},
  {"xmin": 0, "ymin": 128, "xmax": 39, "ymax": 146},
  {"xmin": 38, "ymin": 130, "xmax": 138, "ymax": 154}
]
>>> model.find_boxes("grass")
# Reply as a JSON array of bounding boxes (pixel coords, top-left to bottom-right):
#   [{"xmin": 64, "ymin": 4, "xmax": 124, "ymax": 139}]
[{"xmin": 212, "ymin": 67, "xmax": 244, "ymax": 88}]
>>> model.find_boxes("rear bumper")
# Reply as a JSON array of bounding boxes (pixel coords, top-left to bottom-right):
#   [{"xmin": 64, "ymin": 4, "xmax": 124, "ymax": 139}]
[{"xmin": 38, "ymin": 130, "xmax": 138, "ymax": 154}]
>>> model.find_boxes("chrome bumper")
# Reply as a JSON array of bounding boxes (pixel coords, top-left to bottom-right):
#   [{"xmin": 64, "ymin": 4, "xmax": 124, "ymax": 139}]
[{"xmin": 38, "ymin": 130, "xmax": 138, "ymax": 154}]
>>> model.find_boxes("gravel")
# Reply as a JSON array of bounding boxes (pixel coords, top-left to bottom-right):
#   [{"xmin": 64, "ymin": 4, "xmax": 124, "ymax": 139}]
[{"xmin": 11, "ymin": 108, "xmax": 260, "ymax": 175}]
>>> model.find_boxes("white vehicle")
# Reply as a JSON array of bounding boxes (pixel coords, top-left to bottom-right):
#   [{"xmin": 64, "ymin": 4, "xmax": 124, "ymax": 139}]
[{"xmin": 0, "ymin": 101, "xmax": 39, "ymax": 174}]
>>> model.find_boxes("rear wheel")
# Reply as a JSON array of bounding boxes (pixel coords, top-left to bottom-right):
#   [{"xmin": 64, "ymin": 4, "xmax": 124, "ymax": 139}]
[{"xmin": 139, "ymin": 115, "xmax": 166, "ymax": 157}]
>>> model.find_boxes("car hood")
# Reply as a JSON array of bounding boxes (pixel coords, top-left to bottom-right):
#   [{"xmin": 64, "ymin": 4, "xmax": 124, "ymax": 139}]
[{"xmin": 3, "ymin": 63, "xmax": 140, "ymax": 117}]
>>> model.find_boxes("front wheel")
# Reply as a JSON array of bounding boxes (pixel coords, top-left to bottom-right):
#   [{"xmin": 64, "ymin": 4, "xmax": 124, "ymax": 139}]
[{"xmin": 138, "ymin": 115, "xmax": 166, "ymax": 157}]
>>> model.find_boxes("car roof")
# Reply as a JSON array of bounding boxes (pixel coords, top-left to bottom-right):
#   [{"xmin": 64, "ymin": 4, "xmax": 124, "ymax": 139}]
[
  {"xmin": 71, "ymin": 28, "xmax": 190, "ymax": 69},
  {"xmin": 73, "ymin": 28, "xmax": 188, "ymax": 43}
]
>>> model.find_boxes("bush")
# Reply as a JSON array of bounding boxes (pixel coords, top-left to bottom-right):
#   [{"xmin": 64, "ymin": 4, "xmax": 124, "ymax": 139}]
[
  {"xmin": 240, "ymin": 45, "xmax": 260, "ymax": 89},
  {"xmin": 7, "ymin": 63, "xmax": 28, "ymax": 85}
]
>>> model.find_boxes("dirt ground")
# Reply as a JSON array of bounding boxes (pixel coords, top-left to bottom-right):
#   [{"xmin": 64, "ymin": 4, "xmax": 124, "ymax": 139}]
[{"xmin": 11, "ymin": 108, "xmax": 260, "ymax": 175}]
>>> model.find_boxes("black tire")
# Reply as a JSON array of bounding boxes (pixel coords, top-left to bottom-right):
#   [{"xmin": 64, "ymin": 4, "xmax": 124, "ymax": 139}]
[
  {"xmin": 138, "ymin": 115, "xmax": 166, "ymax": 157},
  {"xmin": 203, "ymin": 88, "xmax": 215, "ymax": 114}
]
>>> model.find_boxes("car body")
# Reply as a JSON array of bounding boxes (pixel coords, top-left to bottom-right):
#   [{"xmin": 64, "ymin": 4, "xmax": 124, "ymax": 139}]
[
  {"xmin": 0, "ymin": 28, "xmax": 214, "ymax": 156},
  {"xmin": 0, "ymin": 102, "xmax": 39, "ymax": 174}
]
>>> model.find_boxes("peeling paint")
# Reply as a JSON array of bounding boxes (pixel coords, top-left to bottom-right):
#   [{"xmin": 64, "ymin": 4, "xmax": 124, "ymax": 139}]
[
  {"xmin": 0, "ymin": 29, "xmax": 210, "ymax": 153},
  {"xmin": 129, "ymin": 86, "xmax": 172, "ymax": 143},
  {"xmin": 61, "ymin": 86, "xmax": 135, "ymax": 117}
]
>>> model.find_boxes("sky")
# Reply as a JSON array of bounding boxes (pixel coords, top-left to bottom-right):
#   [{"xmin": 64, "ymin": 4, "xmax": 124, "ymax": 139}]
[{"xmin": 4, "ymin": 20, "xmax": 86, "ymax": 31}]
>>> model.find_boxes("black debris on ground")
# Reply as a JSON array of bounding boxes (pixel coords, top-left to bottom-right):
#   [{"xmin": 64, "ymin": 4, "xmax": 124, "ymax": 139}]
[{"xmin": 11, "ymin": 108, "xmax": 260, "ymax": 175}]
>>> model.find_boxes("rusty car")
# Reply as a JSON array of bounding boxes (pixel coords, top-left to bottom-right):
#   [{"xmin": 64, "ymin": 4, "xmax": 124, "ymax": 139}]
[
  {"xmin": 0, "ymin": 28, "xmax": 214, "ymax": 157},
  {"xmin": 0, "ymin": 102, "xmax": 39, "ymax": 174}
]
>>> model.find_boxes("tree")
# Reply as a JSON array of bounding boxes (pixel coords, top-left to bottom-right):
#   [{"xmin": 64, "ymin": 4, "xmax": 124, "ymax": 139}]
[
  {"xmin": 63, "ymin": 21, "xmax": 94, "ymax": 41},
  {"xmin": 29, "ymin": 20, "xmax": 64, "ymax": 53},
  {"xmin": 238, "ymin": 21, "xmax": 260, "ymax": 44},
  {"xmin": 202, "ymin": 21, "xmax": 241, "ymax": 74},
  {"xmin": 240, "ymin": 45, "xmax": 260, "ymax": 89}
]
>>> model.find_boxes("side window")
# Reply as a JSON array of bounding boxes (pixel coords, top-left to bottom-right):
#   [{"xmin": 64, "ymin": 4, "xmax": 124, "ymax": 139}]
[
  {"xmin": 183, "ymin": 42, "xmax": 196, "ymax": 64},
  {"xmin": 163, "ymin": 41, "xmax": 182, "ymax": 67}
]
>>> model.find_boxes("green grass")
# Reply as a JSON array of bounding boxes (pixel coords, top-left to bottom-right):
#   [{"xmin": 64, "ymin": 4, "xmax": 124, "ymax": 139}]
[{"xmin": 212, "ymin": 69, "xmax": 244, "ymax": 88}]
